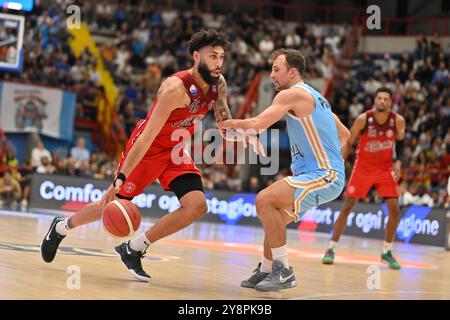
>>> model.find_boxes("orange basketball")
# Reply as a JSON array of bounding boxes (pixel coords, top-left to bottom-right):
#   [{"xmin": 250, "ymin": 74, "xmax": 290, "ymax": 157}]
[{"xmin": 102, "ymin": 199, "xmax": 141, "ymax": 238}]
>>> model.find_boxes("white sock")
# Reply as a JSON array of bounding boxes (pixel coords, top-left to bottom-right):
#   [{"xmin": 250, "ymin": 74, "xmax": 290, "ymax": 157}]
[
  {"xmin": 328, "ymin": 240, "xmax": 338, "ymax": 250},
  {"xmin": 55, "ymin": 219, "xmax": 71, "ymax": 236},
  {"xmin": 383, "ymin": 241, "xmax": 393, "ymax": 254},
  {"xmin": 129, "ymin": 233, "xmax": 151, "ymax": 252},
  {"xmin": 260, "ymin": 256, "xmax": 273, "ymax": 273},
  {"xmin": 271, "ymin": 245, "xmax": 289, "ymax": 269}
]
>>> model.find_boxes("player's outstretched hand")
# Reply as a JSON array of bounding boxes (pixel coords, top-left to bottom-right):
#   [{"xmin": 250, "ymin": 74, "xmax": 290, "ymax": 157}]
[{"xmin": 245, "ymin": 134, "xmax": 266, "ymax": 156}]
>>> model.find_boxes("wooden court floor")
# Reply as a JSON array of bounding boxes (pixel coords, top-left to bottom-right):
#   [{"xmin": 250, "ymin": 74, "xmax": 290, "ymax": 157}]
[{"xmin": 1, "ymin": 210, "xmax": 449, "ymax": 300}]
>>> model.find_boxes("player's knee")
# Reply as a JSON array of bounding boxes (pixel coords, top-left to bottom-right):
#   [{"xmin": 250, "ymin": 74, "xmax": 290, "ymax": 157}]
[
  {"xmin": 255, "ymin": 192, "xmax": 272, "ymax": 215},
  {"xmin": 185, "ymin": 200, "xmax": 208, "ymax": 219}
]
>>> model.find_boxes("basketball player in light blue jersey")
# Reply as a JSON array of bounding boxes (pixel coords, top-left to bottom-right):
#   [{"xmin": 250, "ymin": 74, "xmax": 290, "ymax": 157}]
[{"xmin": 221, "ymin": 49, "xmax": 350, "ymax": 291}]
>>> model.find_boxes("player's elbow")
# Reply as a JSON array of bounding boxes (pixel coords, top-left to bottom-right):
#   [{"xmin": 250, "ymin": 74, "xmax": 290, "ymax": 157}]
[{"xmin": 340, "ymin": 128, "xmax": 351, "ymax": 145}]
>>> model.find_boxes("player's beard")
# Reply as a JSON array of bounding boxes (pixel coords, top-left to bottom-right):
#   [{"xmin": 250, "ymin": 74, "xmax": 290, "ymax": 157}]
[
  {"xmin": 198, "ymin": 59, "xmax": 220, "ymax": 85},
  {"xmin": 376, "ymin": 105, "xmax": 389, "ymax": 113}
]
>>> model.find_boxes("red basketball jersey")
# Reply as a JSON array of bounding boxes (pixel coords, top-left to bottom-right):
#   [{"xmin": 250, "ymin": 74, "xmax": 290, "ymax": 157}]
[
  {"xmin": 136, "ymin": 70, "xmax": 218, "ymax": 151},
  {"xmin": 354, "ymin": 109, "xmax": 397, "ymax": 172}
]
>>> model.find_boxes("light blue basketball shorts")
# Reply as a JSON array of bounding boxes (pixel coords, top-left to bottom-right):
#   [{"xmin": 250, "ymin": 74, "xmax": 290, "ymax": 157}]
[{"xmin": 283, "ymin": 169, "xmax": 345, "ymax": 222}]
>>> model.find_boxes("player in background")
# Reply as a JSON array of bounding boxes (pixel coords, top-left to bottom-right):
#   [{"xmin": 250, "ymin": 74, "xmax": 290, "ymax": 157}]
[{"xmin": 322, "ymin": 87, "xmax": 406, "ymax": 269}]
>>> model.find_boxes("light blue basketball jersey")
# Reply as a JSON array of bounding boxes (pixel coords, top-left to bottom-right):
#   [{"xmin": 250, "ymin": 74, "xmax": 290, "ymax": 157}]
[{"xmin": 285, "ymin": 82, "xmax": 344, "ymax": 176}]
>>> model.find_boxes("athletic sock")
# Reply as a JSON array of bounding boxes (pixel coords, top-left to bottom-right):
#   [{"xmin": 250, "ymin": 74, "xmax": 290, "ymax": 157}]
[
  {"xmin": 383, "ymin": 241, "xmax": 393, "ymax": 254},
  {"xmin": 129, "ymin": 233, "xmax": 151, "ymax": 253},
  {"xmin": 260, "ymin": 256, "xmax": 273, "ymax": 273},
  {"xmin": 55, "ymin": 219, "xmax": 71, "ymax": 236},
  {"xmin": 271, "ymin": 245, "xmax": 289, "ymax": 269},
  {"xmin": 328, "ymin": 240, "xmax": 338, "ymax": 250}
]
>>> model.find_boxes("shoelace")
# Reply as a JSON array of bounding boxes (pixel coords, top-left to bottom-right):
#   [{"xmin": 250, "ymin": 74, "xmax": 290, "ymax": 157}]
[{"xmin": 264, "ymin": 266, "xmax": 285, "ymax": 281}]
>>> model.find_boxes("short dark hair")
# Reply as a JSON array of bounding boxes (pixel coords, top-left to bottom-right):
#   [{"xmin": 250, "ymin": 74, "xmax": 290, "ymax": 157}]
[
  {"xmin": 187, "ymin": 29, "xmax": 230, "ymax": 55},
  {"xmin": 269, "ymin": 48, "xmax": 306, "ymax": 77},
  {"xmin": 375, "ymin": 87, "xmax": 392, "ymax": 97}
]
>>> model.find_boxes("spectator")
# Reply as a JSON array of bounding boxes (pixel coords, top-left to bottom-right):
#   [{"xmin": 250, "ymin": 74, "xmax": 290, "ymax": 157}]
[
  {"xmin": 284, "ymin": 29, "xmax": 301, "ymax": 48},
  {"xmin": 258, "ymin": 35, "xmax": 274, "ymax": 58},
  {"xmin": 37, "ymin": 157, "xmax": 56, "ymax": 174},
  {"xmin": 18, "ymin": 160, "xmax": 33, "ymax": 210},
  {"xmin": 71, "ymin": 137, "xmax": 91, "ymax": 166},
  {"xmin": 245, "ymin": 176, "xmax": 261, "ymax": 193},
  {"xmin": 0, "ymin": 169, "xmax": 21, "ymax": 209},
  {"xmin": 31, "ymin": 140, "xmax": 52, "ymax": 170}
]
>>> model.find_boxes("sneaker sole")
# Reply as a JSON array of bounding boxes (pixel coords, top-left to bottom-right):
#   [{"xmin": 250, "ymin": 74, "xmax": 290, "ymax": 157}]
[
  {"xmin": 381, "ymin": 259, "xmax": 401, "ymax": 270},
  {"xmin": 255, "ymin": 280, "xmax": 297, "ymax": 292},
  {"xmin": 240, "ymin": 281, "xmax": 256, "ymax": 289},
  {"xmin": 114, "ymin": 249, "xmax": 151, "ymax": 282},
  {"xmin": 322, "ymin": 259, "xmax": 334, "ymax": 265}
]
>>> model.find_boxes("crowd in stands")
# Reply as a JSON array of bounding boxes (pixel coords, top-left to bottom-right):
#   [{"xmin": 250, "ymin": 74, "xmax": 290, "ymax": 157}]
[{"xmin": 0, "ymin": 1, "xmax": 448, "ymax": 209}]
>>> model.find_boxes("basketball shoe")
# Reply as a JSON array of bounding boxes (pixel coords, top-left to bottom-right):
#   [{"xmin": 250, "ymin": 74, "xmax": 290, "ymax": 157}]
[
  {"xmin": 322, "ymin": 248, "xmax": 335, "ymax": 264},
  {"xmin": 41, "ymin": 217, "xmax": 66, "ymax": 263},
  {"xmin": 254, "ymin": 260, "xmax": 297, "ymax": 291},
  {"xmin": 381, "ymin": 250, "xmax": 401, "ymax": 269},
  {"xmin": 240, "ymin": 262, "xmax": 270, "ymax": 288},
  {"xmin": 115, "ymin": 241, "xmax": 151, "ymax": 282}
]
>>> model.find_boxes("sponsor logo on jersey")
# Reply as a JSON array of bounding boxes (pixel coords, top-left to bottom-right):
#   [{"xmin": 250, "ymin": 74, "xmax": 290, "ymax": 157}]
[
  {"xmin": 172, "ymin": 114, "xmax": 206, "ymax": 128},
  {"xmin": 188, "ymin": 98, "xmax": 201, "ymax": 113},
  {"xmin": 386, "ymin": 129, "xmax": 394, "ymax": 138},
  {"xmin": 363, "ymin": 140, "xmax": 394, "ymax": 152},
  {"xmin": 368, "ymin": 128, "xmax": 377, "ymax": 137},
  {"xmin": 189, "ymin": 84, "xmax": 198, "ymax": 96},
  {"xmin": 212, "ymin": 85, "xmax": 217, "ymax": 93},
  {"xmin": 124, "ymin": 182, "xmax": 136, "ymax": 194},
  {"xmin": 389, "ymin": 118, "xmax": 395, "ymax": 127}
]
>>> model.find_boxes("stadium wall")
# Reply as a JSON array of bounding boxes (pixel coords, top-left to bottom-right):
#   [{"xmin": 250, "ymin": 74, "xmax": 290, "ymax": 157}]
[{"xmin": 358, "ymin": 36, "xmax": 450, "ymax": 53}]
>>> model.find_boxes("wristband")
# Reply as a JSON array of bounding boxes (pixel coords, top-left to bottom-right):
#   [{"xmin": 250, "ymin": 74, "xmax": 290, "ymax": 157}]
[{"xmin": 113, "ymin": 172, "xmax": 127, "ymax": 187}]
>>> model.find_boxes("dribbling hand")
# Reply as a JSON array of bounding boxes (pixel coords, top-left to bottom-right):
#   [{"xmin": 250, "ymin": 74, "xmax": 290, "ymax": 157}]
[{"xmin": 100, "ymin": 174, "xmax": 125, "ymax": 210}]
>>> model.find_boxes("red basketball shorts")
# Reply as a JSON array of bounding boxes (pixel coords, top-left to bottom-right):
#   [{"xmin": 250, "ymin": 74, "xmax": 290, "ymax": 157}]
[
  {"xmin": 345, "ymin": 168, "xmax": 399, "ymax": 199},
  {"xmin": 115, "ymin": 129, "xmax": 201, "ymax": 199}
]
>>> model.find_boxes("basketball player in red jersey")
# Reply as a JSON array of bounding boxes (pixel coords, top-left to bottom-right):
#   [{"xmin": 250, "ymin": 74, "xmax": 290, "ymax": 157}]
[
  {"xmin": 322, "ymin": 87, "xmax": 406, "ymax": 269},
  {"xmin": 41, "ymin": 29, "xmax": 264, "ymax": 281}
]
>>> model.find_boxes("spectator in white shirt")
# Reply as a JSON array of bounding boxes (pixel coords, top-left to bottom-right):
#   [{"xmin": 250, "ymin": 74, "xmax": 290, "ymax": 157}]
[
  {"xmin": 259, "ymin": 35, "xmax": 274, "ymax": 58},
  {"xmin": 349, "ymin": 97, "xmax": 364, "ymax": 120},
  {"xmin": 399, "ymin": 181, "xmax": 416, "ymax": 206},
  {"xmin": 31, "ymin": 140, "xmax": 52, "ymax": 169},
  {"xmin": 404, "ymin": 72, "xmax": 421, "ymax": 92},
  {"xmin": 36, "ymin": 156, "xmax": 55, "ymax": 174},
  {"xmin": 364, "ymin": 76, "xmax": 381, "ymax": 95},
  {"xmin": 284, "ymin": 30, "xmax": 301, "ymax": 48}
]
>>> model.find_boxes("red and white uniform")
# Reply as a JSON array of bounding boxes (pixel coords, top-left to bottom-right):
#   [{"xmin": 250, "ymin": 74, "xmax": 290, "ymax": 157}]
[
  {"xmin": 116, "ymin": 70, "xmax": 218, "ymax": 197},
  {"xmin": 345, "ymin": 109, "xmax": 400, "ymax": 198}
]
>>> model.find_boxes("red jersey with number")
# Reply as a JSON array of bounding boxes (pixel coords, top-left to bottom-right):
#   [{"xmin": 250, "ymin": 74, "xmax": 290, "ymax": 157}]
[
  {"xmin": 131, "ymin": 70, "xmax": 218, "ymax": 152},
  {"xmin": 354, "ymin": 109, "xmax": 397, "ymax": 173}
]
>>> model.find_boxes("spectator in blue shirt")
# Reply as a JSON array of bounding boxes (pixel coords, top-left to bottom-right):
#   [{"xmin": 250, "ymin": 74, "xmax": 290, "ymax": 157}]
[{"xmin": 70, "ymin": 137, "xmax": 90, "ymax": 167}]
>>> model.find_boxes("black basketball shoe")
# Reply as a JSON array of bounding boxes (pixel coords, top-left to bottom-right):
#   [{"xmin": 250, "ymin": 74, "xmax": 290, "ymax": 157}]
[{"xmin": 115, "ymin": 241, "xmax": 151, "ymax": 282}]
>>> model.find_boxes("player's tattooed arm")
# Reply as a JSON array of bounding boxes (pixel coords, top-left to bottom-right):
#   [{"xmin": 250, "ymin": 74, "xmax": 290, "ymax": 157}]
[
  {"xmin": 214, "ymin": 75, "xmax": 232, "ymax": 124},
  {"xmin": 214, "ymin": 75, "xmax": 244, "ymax": 141}
]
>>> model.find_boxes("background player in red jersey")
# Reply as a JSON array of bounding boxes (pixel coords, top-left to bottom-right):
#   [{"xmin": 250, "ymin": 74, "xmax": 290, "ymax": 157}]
[
  {"xmin": 322, "ymin": 87, "xmax": 406, "ymax": 269},
  {"xmin": 41, "ymin": 29, "xmax": 264, "ymax": 281}
]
